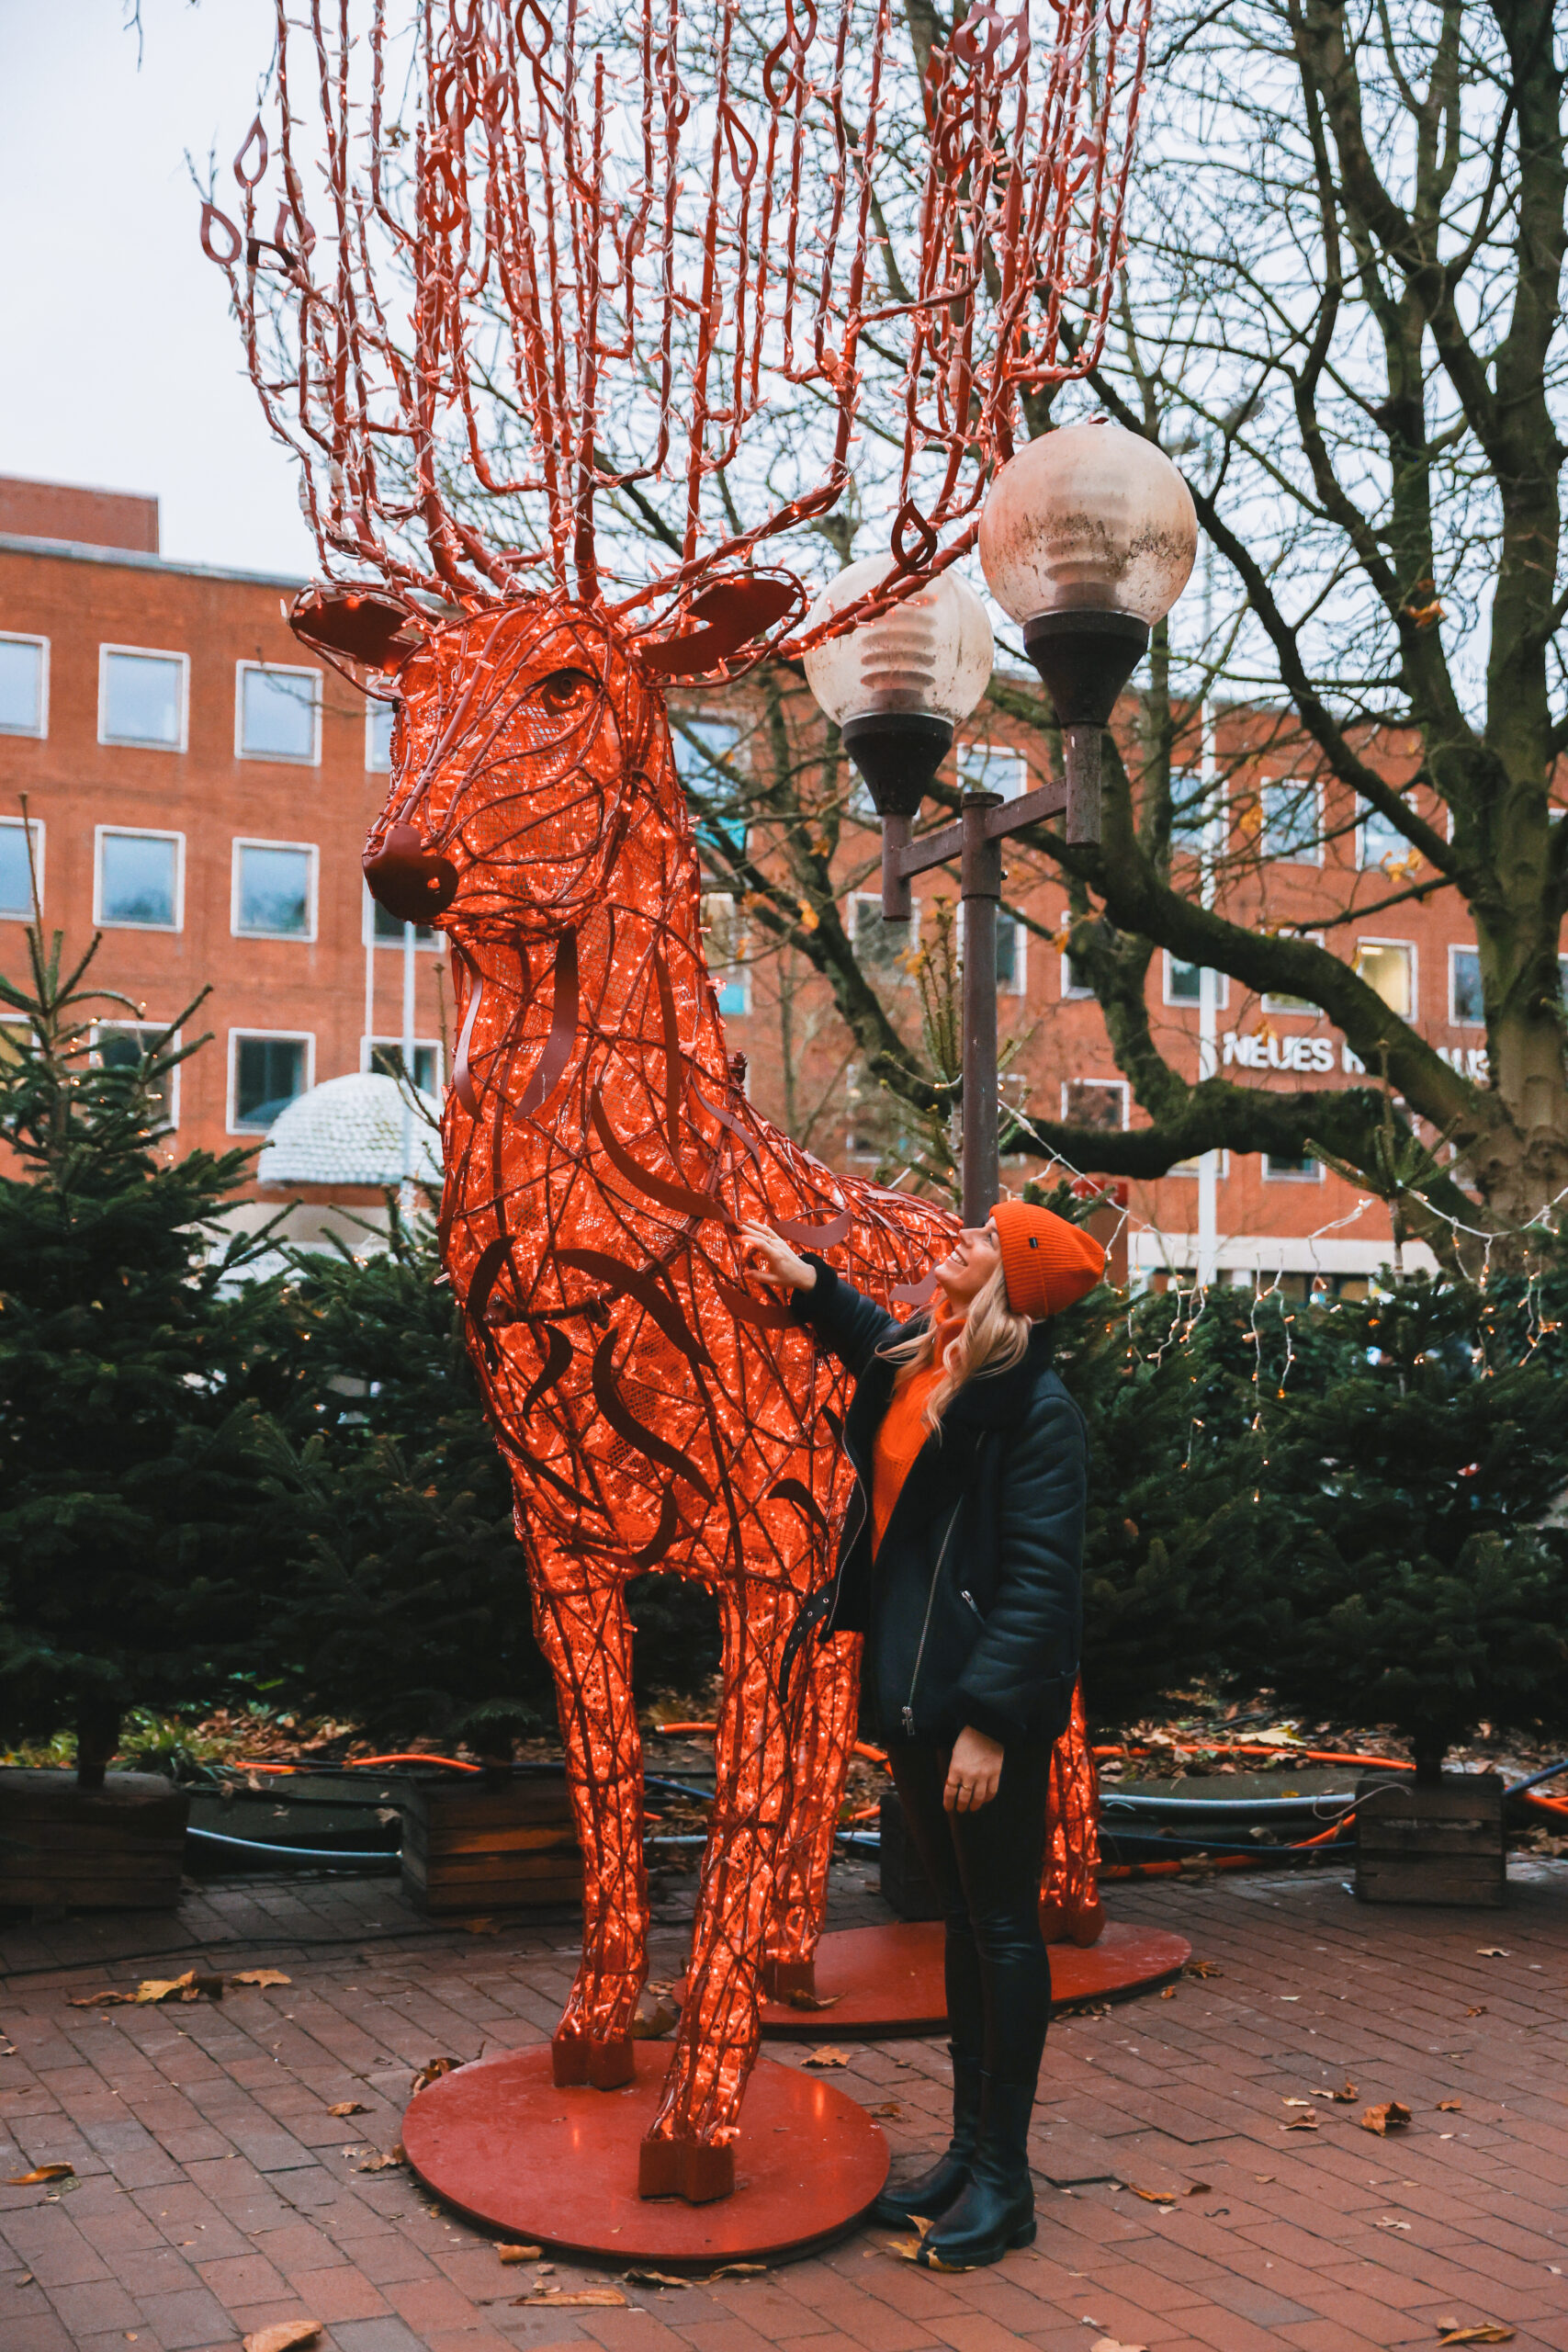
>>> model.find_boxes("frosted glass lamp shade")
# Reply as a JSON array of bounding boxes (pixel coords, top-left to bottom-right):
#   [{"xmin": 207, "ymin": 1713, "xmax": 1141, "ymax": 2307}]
[
  {"xmin": 978, "ymin": 422, "xmax": 1197, "ymax": 628},
  {"xmin": 802, "ymin": 558, "xmax": 994, "ymax": 728},
  {"xmin": 803, "ymin": 558, "xmax": 994, "ymax": 820}
]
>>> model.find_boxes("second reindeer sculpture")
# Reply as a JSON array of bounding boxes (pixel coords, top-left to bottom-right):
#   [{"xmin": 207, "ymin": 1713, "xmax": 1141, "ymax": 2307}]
[{"xmin": 206, "ymin": 0, "xmax": 1148, "ymax": 2199}]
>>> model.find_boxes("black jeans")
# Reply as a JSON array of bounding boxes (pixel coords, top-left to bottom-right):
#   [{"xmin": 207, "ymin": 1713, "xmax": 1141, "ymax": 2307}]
[{"xmin": 886, "ymin": 1739, "xmax": 1054, "ymax": 2090}]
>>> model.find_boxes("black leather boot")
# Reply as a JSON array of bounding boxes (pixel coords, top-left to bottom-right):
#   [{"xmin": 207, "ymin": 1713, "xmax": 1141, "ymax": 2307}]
[
  {"xmin": 916, "ymin": 2075, "xmax": 1035, "ymax": 2267},
  {"xmin": 871, "ymin": 2043, "xmax": 982, "ymax": 2227}
]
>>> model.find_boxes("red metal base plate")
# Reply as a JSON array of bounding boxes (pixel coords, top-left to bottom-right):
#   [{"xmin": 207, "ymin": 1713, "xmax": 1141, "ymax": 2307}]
[
  {"xmin": 401, "ymin": 2045, "xmax": 889, "ymax": 2265},
  {"xmin": 760, "ymin": 1920, "xmax": 1191, "ymax": 2037}
]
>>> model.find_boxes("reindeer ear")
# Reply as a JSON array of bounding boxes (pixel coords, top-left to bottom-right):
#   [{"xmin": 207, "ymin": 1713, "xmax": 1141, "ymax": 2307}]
[
  {"xmin": 637, "ymin": 574, "xmax": 799, "ymax": 677},
  {"xmin": 288, "ymin": 583, "xmax": 425, "ymax": 671}
]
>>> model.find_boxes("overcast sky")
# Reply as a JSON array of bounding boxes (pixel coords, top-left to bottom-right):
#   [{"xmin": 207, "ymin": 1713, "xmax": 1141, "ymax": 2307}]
[{"xmin": 1, "ymin": 1, "xmax": 317, "ymax": 577}]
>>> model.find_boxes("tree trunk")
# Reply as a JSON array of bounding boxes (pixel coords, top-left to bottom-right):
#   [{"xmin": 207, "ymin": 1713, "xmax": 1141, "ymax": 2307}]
[
  {"xmin": 74, "ymin": 1696, "xmax": 121, "ymax": 1792},
  {"xmin": 1412, "ymin": 1733, "xmax": 1447, "ymax": 1789}
]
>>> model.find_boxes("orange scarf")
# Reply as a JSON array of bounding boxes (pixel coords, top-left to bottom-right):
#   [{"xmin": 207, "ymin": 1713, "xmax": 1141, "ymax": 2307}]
[{"xmin": 870, "ymin": 1300, "xmax": 964, "ymax": 1557}]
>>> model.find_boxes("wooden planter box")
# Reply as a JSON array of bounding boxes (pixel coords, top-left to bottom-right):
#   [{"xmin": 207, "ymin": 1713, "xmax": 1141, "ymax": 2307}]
[
  {"xmin": 0, "ymin": 1770, "xmax": 189, "ymax": 1912},
  {"xmin": 401, "ymin": 1772, "xmax": 583, "ymax": 1915},
  {"xmin": 1355, "ymin": 1770, "xmax": 1506, "ymax": 1907}
]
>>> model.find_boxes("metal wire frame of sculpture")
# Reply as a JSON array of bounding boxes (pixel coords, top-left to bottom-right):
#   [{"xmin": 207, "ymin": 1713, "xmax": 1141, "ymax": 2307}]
[{"xmin": 203, "ymin": 0, "xmax": 1150, "ymax": 2204}]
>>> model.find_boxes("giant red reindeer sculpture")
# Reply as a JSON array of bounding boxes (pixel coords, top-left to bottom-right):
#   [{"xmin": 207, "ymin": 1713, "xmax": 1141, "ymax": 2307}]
[{"xmin": 204, "ymin": 0, "xmax": 1149, "ymax": 2200}]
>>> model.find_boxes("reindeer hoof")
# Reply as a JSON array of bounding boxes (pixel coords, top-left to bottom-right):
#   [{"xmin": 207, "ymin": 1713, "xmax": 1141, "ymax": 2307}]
[
  {"xmin": 762, "ymin": 1955, "xmax": 817, "ymax": 2002},
  {"xmin": 637, "ymin": 2132, "xmax": 735, "ymax": 2204},
  {"xmin": 551, "ymin": 2031, "xmax": 635, "ymax": 2089}
]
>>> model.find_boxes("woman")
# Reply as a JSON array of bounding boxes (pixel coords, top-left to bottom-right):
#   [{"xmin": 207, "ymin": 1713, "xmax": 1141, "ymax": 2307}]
[{"xmin": 741, "ymin": 1201, "xmax": 1103, "ymax": 2269}]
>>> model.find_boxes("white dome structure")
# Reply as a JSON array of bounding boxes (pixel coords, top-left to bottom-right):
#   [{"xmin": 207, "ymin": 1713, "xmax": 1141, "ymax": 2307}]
[{"xmin": 257, "ymin": 1072, "xmax": 442, "ymax": 1188}]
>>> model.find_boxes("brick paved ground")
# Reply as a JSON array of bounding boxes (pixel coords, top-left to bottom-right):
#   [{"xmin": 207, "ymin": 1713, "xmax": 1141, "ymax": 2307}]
[{"xmin": 0, "ymin": 1853, "xmax": 1563, "ymax": 2352}]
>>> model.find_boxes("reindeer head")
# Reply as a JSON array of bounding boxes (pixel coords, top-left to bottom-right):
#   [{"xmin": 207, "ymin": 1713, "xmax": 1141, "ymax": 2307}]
[{"xmin": 299, "ymin": 576, "xmax": 793, "ymax": 944}]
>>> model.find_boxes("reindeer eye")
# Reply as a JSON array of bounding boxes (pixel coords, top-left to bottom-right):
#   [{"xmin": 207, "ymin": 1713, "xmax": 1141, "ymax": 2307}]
[{"xmin": 535, "ymin": 667, "xmax": 596, "ymax": 716}]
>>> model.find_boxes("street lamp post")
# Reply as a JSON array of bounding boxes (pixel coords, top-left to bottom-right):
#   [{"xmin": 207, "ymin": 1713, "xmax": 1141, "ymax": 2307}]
[{"xmin": 807, "ymin": 425, "xmax": 1197, "ymax": 1227}]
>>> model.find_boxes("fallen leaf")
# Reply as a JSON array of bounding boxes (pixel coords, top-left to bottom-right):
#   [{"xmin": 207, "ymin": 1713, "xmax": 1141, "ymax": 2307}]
[
  {"xmin": 1186, "ymin": 2183, "xmax": 1213, "ymax": 2195},
  {"xmin": 1159, "ymin": 1987, "xmax": 1177, "ymax": 1999},
  {"xmin": 1281, "ymin": 2117, "xmax": 1320, "ymax": 2132},
  {"xmin": 1281, "ymin": 2098, "xmax": 1314, "ymax": 2108},
  {"xmin": 1126, "ymin": 2183, "xmax": 1180, "ymax": 2204},
  {"xmin": 242, "ymin": 2327, "xmax": 321, "ymax": 2352},
  {"xmin": 327, "ymin": 2102, "xmax": 367, "ymax": 2120},
  {"xmin": 497, "ymin": 2245, "xmax": 544, "ymax": 2264},
  {"xmin": 67, "ymin": 1990, "xmax": 131, "ymax": 2008},
  {"xmin": 411, "ymin": 2058, "xmax": 460, "ymax": 2093},
  {"xmin": 231, "ymin": 1970, "xmax": 291, "ymax": 1990},
  {"xmin": 15, "ymin": 2275, "xmax": 32, "ymax": 2287},
  {"xmin": 869, "ymin": 2102, "xmax": 902, "ymax": 2120},
  {"xmin": 1360, "ymin": 2101, "xmax": 1413, "ymax": 2136},
  {"xmin": 1091, "ymin": 2340, "xmax": 1149, "ymax": 2352},
  {"xmin": 1183, "ymin": 1961, "xmax": 1222, "ymax": 1979},
  {"xmin": 1254, "ymin": 2175, "xmax": 1276, "ymax": 2183},
  {"xmin": 355, "ymin": 2147, "xmax": 406, "ymax": 2173},
  {"xmin": 1333, "ymin": 2082, "xmax": 1359, "ymax": 2101},
  {"xmin": 1437, "ymin": 2100, "xmax": 1462, "ymax": 2113},
  {"xmin": 462, "ymin": 1918, "xmax": 502, "ymax": 1936},
  {"xmin": 1375, "ymin": 2217, "xmax": 1412, "ymax": 2232},
  {"xmin": 801, "ymin": 2046, "xmax": 848, "ymax": 2068},
  {"xmin": 513, "ymin": 2289, "xmax": 627, "ymax": 2308},
  {"xmin": 1465, "ymin": 2006, "xmax": 1487, "ymax": 2018},
  {"xmin": 1437, "ymin": 2328, "xmax": 1514, "ymax": 2345},
  {"xmin": 1474, "ymin": 1949, "xmax": 1509, "ymax": 1959},
  {"xmin": 134, "ymin": 1972, "xmax": 224, "ymax": 2006},
  {"xmin": 884, "ymin": 2239, "xmax": 922, "ymax": 2262},
  {"xmin": 783, "ymin": 1989, "xmax": 844, "ymax": 2011},
  {"xmin": 5, "ymin": 2166, "xmax": 73, "ymax": 2186},
  {"xmin": 705, "ymin": 2263, "xmax": 766, "ymax": 2279},
  {"xmin": 625, "ymin": 2269, "xmax": 689, "ymax": 2289}
]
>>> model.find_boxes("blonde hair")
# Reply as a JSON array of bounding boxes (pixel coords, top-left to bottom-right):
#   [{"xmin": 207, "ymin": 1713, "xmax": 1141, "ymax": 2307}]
[{"xmin": 876, "ymin": 1266, "xmax": 1032, "ymax": 1437}]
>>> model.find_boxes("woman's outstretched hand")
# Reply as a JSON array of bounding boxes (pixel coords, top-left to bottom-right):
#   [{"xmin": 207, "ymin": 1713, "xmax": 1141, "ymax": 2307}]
[
  {"xmin": 739, "ymin": 1221, "xmax": 817, "ymax": 1292},
  {"xmin": 944, "ymin": 1725, "xmax": 1004, "ymax": 1813}
]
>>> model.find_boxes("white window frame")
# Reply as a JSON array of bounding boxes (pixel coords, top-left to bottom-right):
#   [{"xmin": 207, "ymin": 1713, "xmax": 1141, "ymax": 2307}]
[
  {"xmin": 1061, "ymin": 951, "xmax": 1095, "ymax": 1001},
  {"xmin": 98, "ymin": 644, "xmax": 190, "ymax": 752},
  {"xmin": 849, "ymin": 890, "xmax": 919, "ymax": 977},
  {"xmin": 363, "ymin": 884, "xmax": 443, "ymax": 951},
  {"xmin": 361, "ymin": 1035, "xmax": 446, "ymax": 1092},
  {"xmin": 231, "ymin": 837, "xmax": 320, "ymax": 943},
  {"xmin": 1262, "ymin": 1150, "xmax": 1325, "ymax": 1183},
  {"xmin": 1356, "ymin": 798, "xmax": 1413, "ymax": 873},
  {"xmin": 956, "ymin": 743, "xmax": 1030, "ymax": 801},
  {"xmin": 365, "ymin": 695, "xmax": 398, "ymax": 775},
  {"xmin": 93, "ymin": 1022, "xmax": 182, "ymax": 1132},
  {"xmin": 227, "ymin": 1028, "xmax": 316, "ymax": 1135},
  {"xmin": 1450, "ymin": 943, "xmax": 1484, "ymax": 1028},
  {"xmin": 1163, "ymin": 953, "xmax": 1229, "ymax": 1012},
  {"xmin": 94, "ymin": 824, "xmax": 186, "ymax": 933},
  {"xmin": 1353, "ymin": 936, "xmax": 1417, "ymax": 1021},
  {"xmin": 235, "ymin": 660, "xmax": 322, "ymax": 766},
  {"xmin": 0, "ymin": 815, "xmax": 44, "ymax": 919},
  {"xmin": 1169, "ymin": 769, "xmax": 1224, "ymax": 856},
  {"xmin": 1258, "ymin": 778, "xmax": 1325, "ymax": 865},
  {"xmin": 1060, "ymin": 1077, "xmax": 1130, "ymax": 1131},
  {"xmin": 1167, "ymin": 1149, "xmax": 1231, "ymax": 1179},
  {"xmin": 0, "ymin": 630, "xmax": 49, "ymax": 740}
]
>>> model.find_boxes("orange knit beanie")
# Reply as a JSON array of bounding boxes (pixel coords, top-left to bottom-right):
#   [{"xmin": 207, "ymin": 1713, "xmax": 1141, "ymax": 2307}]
[{"xmin": 989, "ymin": 1200, "xmax": 1105, "ymax": 1320}]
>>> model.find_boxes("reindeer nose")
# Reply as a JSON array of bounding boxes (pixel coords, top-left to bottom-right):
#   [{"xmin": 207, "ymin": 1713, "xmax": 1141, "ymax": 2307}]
[{"xmin": 364, "ymin": 822, "xmax": 458, "ymax": 922}]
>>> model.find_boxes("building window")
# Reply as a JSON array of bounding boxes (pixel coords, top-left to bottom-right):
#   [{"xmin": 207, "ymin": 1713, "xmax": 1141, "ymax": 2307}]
[
  {"xmin": 1061, "ymin": 1078, "xmax": 1129, "ymax": 1131},
  {"xmin": 366, "ymin": 888, "xmax": 441, "ymax": 949},
  {"xmin": 1259, "ymin": 780, "xmax": 1323, "ymax": 864},
  {"xmin": 100, "ymin": 647, "xmax": 187, "ymax": 750},
  {"xmin": 367, "ymin": 1038, "xmax": 442, "ymax": 1093},
  {"xmin": 1358, "ymin": 799, "xmax": 1411, "ymax": 870},
  {"xmin": 957, "ymin": 743, "xmax": 1029, "ymax": 801},
  {"xmin": 237, "ymin": 662, "xmax": 321, "ymax": 763},
  {"xmin": 94, "ymin": 1023, "xmax": 179, "ymax": 1132},
  {"xmin": 1354, "ymin": 939, "xmax": 1415, "ymax": 1018},
  {"xmin": 96, "ymin": 828, "xmax": 182, "ymax": 931},
  {"xmin": 366, "ymin": 697, "xmax": 397, "ymax": 774},
  {"xmin": 702, "ymin": 892, "xmax": 750, "ymax": 1017},
  {"xmin": 231, "ymin": 1033, "xmax": 311, "ymax": 1131},
  {"xmin": 1165, "ymin": 955, "xmax": 1229, "ymax": 1010},
  {"xmin": 0, "ymin": 634, "xmax": 47, "ymax": 737},
  {"xmin": 232, "ymin": 840, "xmax": 316, "ymax": 939},
  {"xmin": 1061, "ymin": 951, "xmax": 1095, "ymax": 1001},
  {"xmin": 994, "ymin": 910, "xmax": 1026, "ymax": 995},
  {"xmin": 850, "ymin": 891, "xmax": 916, "ymax": 979},
  {"xmin": 1170, "ymin": 770, "xmax": 1221, "ymax": 854},
  {"xmin": 1450, "ymin": 945, "xmax": 1483, "ymax": 1026},
  {"xmin": 1263, "ymin": 1149, "xmax": 1324, "ymax": 1182},
  {"xmin": 0, "ymin": 819, "xmax": 42, "ymax": 918}
]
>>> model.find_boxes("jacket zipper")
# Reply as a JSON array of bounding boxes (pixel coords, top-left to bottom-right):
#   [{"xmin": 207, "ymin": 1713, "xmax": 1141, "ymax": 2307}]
[
  {"xmin": 960, "ymin": 1589, "xmax": 983, "ymax": 1619},
  {"xmin": 902, "ymin": 1504, "xmax": 962, "ymax": 1737}
]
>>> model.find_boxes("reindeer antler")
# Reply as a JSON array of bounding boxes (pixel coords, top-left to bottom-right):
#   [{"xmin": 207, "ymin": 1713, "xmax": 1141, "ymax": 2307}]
[{"xmin": 203, "ymin": 0, "xmax": 1150, "ymax": 635}]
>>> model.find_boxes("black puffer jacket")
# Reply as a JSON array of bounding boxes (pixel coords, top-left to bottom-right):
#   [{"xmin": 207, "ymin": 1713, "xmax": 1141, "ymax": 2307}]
[{"xmin": 789, "ymin": 1256, "xmax": 1088, "ymax": 1747}]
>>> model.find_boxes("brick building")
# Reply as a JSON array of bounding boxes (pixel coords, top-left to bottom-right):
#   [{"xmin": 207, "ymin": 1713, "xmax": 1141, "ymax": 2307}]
[
  {"xmin": 0, "ymin": 473, "xmax": 1517, "ymax": 1286},
  {"xmin": 0, "ymin": 477, "xmax": 444, "ymax": 1244}
]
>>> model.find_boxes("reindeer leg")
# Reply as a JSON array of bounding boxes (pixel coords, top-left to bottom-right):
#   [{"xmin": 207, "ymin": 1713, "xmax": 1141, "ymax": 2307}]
[
  {"xmin": 638, "ymin": 1577, "xmax": 798, "ymax": 2202},
  {"xmin": 763, "ymin": 1631, "xmax": 861, "ymax": 2003},
  {"xmin": 532, "ymin": 1554, "xmax": 648, "ymax": 2089}
]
